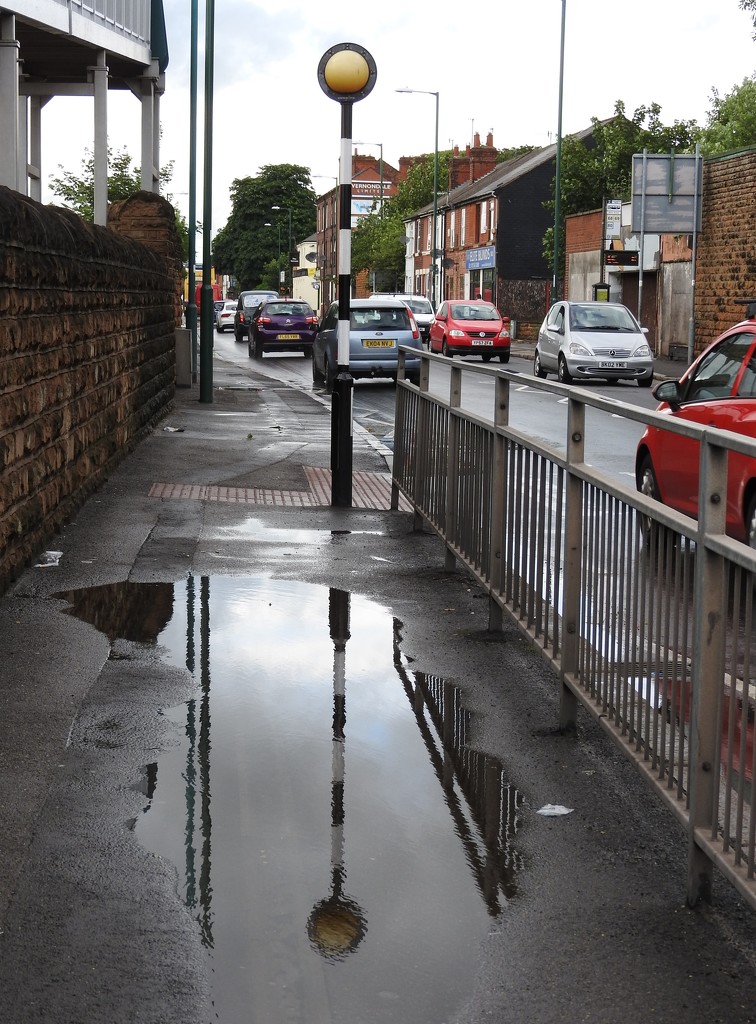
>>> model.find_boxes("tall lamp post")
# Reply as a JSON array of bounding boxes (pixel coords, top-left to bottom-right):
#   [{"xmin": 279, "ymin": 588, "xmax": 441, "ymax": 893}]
[
  {"xmin": 552, "ymin": 0, "xmax": 567, "ymax": 303},
  {"xmin": 271, "ymin": 204, "xmax": 292, "ymax": 295},
  {"xmin": 396, "ymin": 88, "xmax": 439, "ymax": 307},
  {"xmin": 318, "ymin": 42, "xmax": 377, "ymax": 508}
]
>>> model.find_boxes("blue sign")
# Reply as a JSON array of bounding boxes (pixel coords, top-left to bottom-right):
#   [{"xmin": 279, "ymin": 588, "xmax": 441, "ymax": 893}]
[{"xmin": 466, "ymin": 246, "xmax": 496, "ymax": 270}]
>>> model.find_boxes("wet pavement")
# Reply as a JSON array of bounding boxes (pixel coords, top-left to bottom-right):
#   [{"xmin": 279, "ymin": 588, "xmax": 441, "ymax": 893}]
[{"xmin": 1, "ymin": 348, "xmax": 755, "ymax": 1024}]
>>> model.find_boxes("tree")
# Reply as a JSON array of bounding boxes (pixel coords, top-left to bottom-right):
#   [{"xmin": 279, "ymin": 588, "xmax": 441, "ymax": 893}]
[
  {"xmin": 49, "ymin": 145, "xmax": 189, "ymax": 260},
  {"xmin": 351, "ymin": 152, "xmax": 451, "ymax": 285},
  {"xmin": 50, "ymin": 146, "xmax": 142, "ymax": 220},
  {"xmin": 694, "ymin": 75, "xmax": 756, "ymax": 154},
  {"xmin": 211, "ymin": 164, "xmax": 316, "ymax": 292},
  {"xmin": 544, "ymin": 101, "xmax": 699, "ymax": 268},
  {"xmin": 740, "ymin": 0, "xmax": 756, "ymax": 38}
]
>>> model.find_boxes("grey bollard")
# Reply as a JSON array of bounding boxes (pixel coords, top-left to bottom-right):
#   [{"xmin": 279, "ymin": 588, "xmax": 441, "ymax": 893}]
[{"xmin": 175, "ymin": 327, "xmax": 192, "ymax": 387}]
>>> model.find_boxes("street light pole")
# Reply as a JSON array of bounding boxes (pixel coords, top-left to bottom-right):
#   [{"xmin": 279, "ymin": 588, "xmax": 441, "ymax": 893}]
[
  {"xmin": 271, "ymin": 204, "xmax": 292, "ymax": 295},
  {"xmin": 318, "ymin": 42, "xmax": 377, "ymax": 508},
  {"xmin": 396, "ymin": 88, "xmax": 439, "ymax": 307},
  {"xmin": 552, "ymin": 0, "xmax": 566, "ymax": 303}
]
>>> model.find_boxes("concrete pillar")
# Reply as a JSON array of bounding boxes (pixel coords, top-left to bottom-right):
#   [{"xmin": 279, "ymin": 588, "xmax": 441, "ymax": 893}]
[
  {"xmin": 28, "ymin": 95, "xmax": 46, "ymax": 203},
  {"xmin": 140, "ymin": 62, "xmax": 162, "ymax": 193},
  {"xmin": 0, "ymin": 14, "xmax": 19, "ymax": 190},
  {"xmin": 90, "ymin": 52, "xmax": 109, "ymax": 226},
  {"xmin": 16, "ymin": 85, "xmax": 27, "ymax": 193}
]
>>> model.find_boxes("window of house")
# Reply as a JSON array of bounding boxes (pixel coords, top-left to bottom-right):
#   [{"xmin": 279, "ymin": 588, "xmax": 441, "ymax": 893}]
[
  {"xmin": 481, "ymin": 200, "xmax": 487, "ymax": 235},
  {"xmin": 461, "ymin": 208, "xmax": 466, "ymax": 247},
  {"xmin": 450, "ymin": 211, "xmax": 456, "ymax": 249},
  {"xmin": 426, "ymin": 217, "xmax": 431, "ymax": 253}
]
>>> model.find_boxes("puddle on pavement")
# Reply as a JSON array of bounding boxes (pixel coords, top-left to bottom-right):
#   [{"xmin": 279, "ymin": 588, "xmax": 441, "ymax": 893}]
[
  {"xmin": 218, "ymin": 520, "xmax": 384, "ymax": 543},
  {"xmin": 55, "ymin": 575, "xmax": 524, "ymax": 1024}
]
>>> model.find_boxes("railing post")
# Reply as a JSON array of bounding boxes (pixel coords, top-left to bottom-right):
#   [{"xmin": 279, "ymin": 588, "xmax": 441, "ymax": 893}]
[
  {"xmin": 489, "ymin": 373, "xmax": 509, "ymax": 630},
  {"xmin": 560, "ymin": 397, "xmax": 584, "ymax": 730},
  {"xmin": 412, "ymin": 353, "xmax": 431, "ymax": 529},
  {"xmin": 444, "ymin": 363, "xmax": 462, "ymax": 570},
  {"xmin": 687, "ymin": 434, "xmax": 727, "ymax": 905},
  {"xmin": 391, "ymin": 351, "xmax": 407, "ymax": 510}
]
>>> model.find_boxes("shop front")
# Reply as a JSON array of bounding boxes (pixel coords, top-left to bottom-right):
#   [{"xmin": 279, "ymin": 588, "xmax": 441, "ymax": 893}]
[{"xmin": 466, "ymin": 246, "xmax": 496, "ymax": 302}]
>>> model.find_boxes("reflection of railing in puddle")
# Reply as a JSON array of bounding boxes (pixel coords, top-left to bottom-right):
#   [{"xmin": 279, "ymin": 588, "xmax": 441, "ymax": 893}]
[{"xmin": 392, "ymin": 619, "xmax": 524, "ymax": 915}]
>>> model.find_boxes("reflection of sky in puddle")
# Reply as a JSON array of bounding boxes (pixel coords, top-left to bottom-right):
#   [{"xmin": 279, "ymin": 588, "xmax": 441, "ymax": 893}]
[
  {"xmin": 57, "ymin": 576, "xmax": 523, "ymax": 1024},
  {"xmin": 218, "ymin": 520, "xmax": 384, "ymax": 543}
]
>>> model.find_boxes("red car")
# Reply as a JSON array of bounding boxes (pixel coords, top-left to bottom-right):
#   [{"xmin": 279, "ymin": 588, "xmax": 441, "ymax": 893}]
[
  {"xmin": 635, "ymin": 302, "xmax": 756, "ymax": 545},
  {"xmin": 428, "ymin": 300, "xmax": 511, "ymax": 362}
]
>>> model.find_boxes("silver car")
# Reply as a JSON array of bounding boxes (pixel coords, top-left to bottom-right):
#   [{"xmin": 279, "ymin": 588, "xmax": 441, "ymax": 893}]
[
  {"xmin": 312, "ymin": 298, "xmax": 423, "ymax": 389},
  {"xmin": 534, "ymin": 300, "xmax": 654, "ymax": 386}
]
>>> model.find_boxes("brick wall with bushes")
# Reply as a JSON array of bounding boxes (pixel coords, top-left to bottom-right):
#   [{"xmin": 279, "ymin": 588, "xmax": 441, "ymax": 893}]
[
  {"xmin": 696, "ymin": 148, "xmax": 756, "ymax": 351},
  {"xmin": 0, "ymin": 188, "xmax": 182, "ymax": 594}
]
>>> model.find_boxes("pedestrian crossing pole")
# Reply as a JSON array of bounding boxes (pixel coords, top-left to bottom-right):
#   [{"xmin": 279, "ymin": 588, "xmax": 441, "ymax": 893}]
[{"xmin": 317, "ymin": 43, "xmax": 377, "ymax": 508}]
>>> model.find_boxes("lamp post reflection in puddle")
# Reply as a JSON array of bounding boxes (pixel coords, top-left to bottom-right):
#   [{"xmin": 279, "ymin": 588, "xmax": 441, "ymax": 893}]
[
  {"xmin": 307, "ymin": 588, "xmax": 367, "ymax": 961},
  {"xmin": 183, "ymin": 574, "xmax": 214, "ymax": 948}
]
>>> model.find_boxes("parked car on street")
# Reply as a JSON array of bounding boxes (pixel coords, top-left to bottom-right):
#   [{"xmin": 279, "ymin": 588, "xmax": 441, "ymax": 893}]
[
  {"xmin": 636, "ymin": 302, "xmax": 756, "ymax": 546},
  {"xmin": 234, "ymin": 290, "xmax": 280, "ymax": 341},
  {"xmin": 312, "ymin": 297, "xmax": 422, "ymax": 390},
  {"xmin": 370, "ymin": 293, "xmax": 434, "ymax": 345},
  {"xmin": 534, "ymin": 300, "xmax": 653, "ymax": 386},
  {"xmin": 213, "ymin": 298, "xmax": 225, "ymax": 324},
  {"xmin": 216, "ymin": 300, "xmax": 237, "ymax": 333},
  {"xmin": 428, "ymin": 300, "xmax": 511, "ymax": 362},
  {"xmin": 248, "ymin": 299, "xmax": 319, "ymax": 359}
]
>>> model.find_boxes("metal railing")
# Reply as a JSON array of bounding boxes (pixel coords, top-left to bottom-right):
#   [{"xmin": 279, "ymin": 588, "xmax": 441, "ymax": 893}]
[
  {"xmin": 392, "ymin": 349, "xmax": 756, "ymax": 909},
  {"xmin": 52, "ymin": 0, "xmax": 151, "ymax": 45}
]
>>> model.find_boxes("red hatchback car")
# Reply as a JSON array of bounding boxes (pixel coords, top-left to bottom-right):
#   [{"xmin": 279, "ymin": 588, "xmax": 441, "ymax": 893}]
[
  {"xmin": 428, "ymin": 300, "xmax": 511, "ymax": 362},
  {"xmin": 635, "ymin": 303, "xmax": 756, "ymax": 545}
]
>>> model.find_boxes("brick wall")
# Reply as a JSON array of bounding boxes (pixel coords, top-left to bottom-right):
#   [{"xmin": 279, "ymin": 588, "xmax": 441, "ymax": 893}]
[
  {"xmin": 0, "ymin": 188, "xmax": 181, "ymax": 593},
  {"xmin": 695, "ymin": 148, "xmax": 756, "ymax": 350}
]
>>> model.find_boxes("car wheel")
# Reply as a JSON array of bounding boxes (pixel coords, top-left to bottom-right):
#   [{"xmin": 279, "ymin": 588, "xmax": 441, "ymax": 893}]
[
  {"xmin": 312, "ymin": 355, "xmax": 324, "ymax": 385},
  {"xmin": 638, "ymin": 373, "xmax": 654, "ymax": 388},
  {"xmin": 638, "ymin": 453, "xmax": 660, "ymax": 501},
  {"xmin": 253, "ymin": 335, "xmax": 263, "ymax": 360},
  {"xmin": 498, "ymin": 352, "xmax": 510, "ymax": 364},
  {"xmin": 248, "ymin": 339, "xmax": 254, "ymax": 358},
  {"xmin": 557, "ymin": 355, "xmax": 572, "ymax": 384},
  {"xmin": 303, "ymin": 347, "xmax": 313, "ymax": 359},
  {"xmin": 325, "ymin": 358, "xmax": 337, "ymax": 393},
  {"xmin": 534, "ymin": 349, "xmax": 547, "ymax": 379},
  {"xmin": 442, "ymin": 338, "xmax": 451, "ymax": 358},
  {"xmin": 481, "ymin": 353, "xmax": 493, "ymax": 363},
  {"xmin": 746, "ymin": 493, "xmax": 756, "ymax": 549}
]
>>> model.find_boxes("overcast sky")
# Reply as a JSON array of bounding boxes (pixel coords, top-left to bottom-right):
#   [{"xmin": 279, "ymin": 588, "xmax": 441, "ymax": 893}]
[{"xmin": 40, "ymin": 0, "xmax": 755, "ymax": 237}]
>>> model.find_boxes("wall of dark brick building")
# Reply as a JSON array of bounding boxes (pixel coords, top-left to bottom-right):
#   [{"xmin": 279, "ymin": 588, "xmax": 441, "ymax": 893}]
[{"xmin": 0, "ymin": 188, "xmax": 182, "ymax": 594}]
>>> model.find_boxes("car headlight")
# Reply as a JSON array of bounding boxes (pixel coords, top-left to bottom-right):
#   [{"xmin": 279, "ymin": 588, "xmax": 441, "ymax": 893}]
[
  {"xmin": 567, "ymin": 341, "xmax": 592, "ymax": 357},
  {"xmin": 632, "ymin": 343, "xmax": 652, "ymax": 358},
  {"xmin": 449, "ymin": 329, "xmax": 466, "ymax": 338}
]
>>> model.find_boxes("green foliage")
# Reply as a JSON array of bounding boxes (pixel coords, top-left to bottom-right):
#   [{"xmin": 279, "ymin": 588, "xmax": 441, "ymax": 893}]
[
  {"xmin": 544, "ymin": 100, "xmax": 699, "ymax": 268},
  {"xmin": 694, "ymin": 75, "xmax": 756, "ymax": 154},
  {"xmin": 211, "ymin": 164, "xmax": 316, "ymax": 291},
  {"xmin": 49, "ymin": 145, "xmax": 189, "ymax": 260},
  {"xmin": 351, "ymin": 152, "xmax": 451, "ymax": 283},
  {"xmin": 496, "ymin": 145, "xmax": 537, "ymax": 164},
  {"xmin": 49, "ymin": 146, "xmax": 143, "ymax": 220},
  {"xmin": 741, "ymin": 0, "xmax": 756, "ymax": 38}
]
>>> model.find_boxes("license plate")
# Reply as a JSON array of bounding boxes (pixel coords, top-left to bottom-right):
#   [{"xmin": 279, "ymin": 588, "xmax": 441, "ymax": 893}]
[
  {"xmin": 477, "ymin": 339, "xmax": 493, "ymax": 346},
  {"xmin": 277, "ymin": 333, "xmax": 301, "ymax": 340},
  {"xmin": 363, "ymin": 339, "xmax": 394, "ymax": 348},
  {"xmin": 599, "ymin": 360, "xmax": 626, "ymax": 369}
]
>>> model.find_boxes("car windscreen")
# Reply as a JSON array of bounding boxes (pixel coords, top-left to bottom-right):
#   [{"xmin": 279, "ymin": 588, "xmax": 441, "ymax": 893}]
[
  {"xmin": 449, "ymin": 304, "xmax": 498, "ymax": 321},
  {"xmin": 350, "ymin": 307, "xmax": 411, "ymax": 330},
  {"xmin": 264, "ymin": 303, "xmax": 311, "ymax": 317},
  {"xmin": 570, "ymin": 305, "xmax": 639, "ymax": 332},
  {"xmin": 406, "ymin": 299, "xmax": 433, "ymax": 315},
  {"xmin": 242, "ymin": 293, "xmax": 275, "ymax": 307}
]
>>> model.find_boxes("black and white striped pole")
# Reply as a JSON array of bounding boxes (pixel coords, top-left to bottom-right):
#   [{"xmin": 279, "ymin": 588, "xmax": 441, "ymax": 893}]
[{"xmin": 317, "ymin": 43, "xmax": 377, "ymax": 508}]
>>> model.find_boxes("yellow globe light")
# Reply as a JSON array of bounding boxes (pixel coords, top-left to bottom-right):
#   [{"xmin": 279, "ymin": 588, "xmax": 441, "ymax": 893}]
[{"xmin": 323, "ymin": 50, "xmax": 370, "ymax": 95}]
